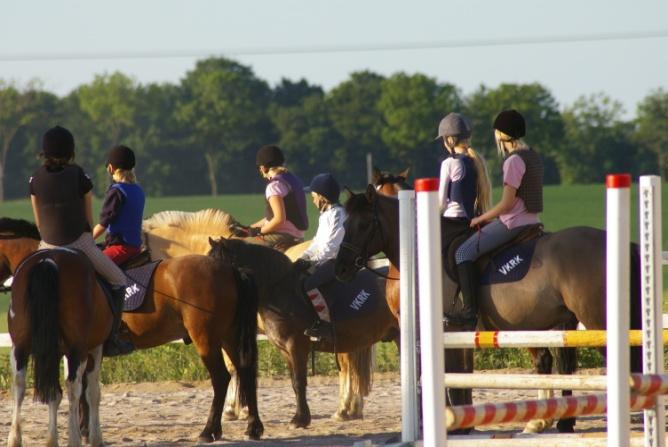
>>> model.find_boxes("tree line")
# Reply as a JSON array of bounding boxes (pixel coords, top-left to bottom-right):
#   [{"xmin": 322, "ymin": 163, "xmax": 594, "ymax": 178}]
[{"xmin": 1, "ymin": 56, "xmax": 667, "ymax": 201}]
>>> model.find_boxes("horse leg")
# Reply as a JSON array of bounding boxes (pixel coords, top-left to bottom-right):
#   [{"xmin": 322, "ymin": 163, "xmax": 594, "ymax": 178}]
[
  {"xmin": 344, "ymin": 347, "xmax": 374, "ymax": 419},
  {"xmin": 46, "ymin": 388, "xmax": 63, "ymax": 447},
  {"xmin": 523, "ymin": 348, "xmax": 555, "ymax": 433},
  {"xmin": 65, "ymin": 355, "xmax": 87, "ymax": 447},
  {"xmin": 7, "ymin": 347, "xmax": 27, "ymax": 447},
  {"xmin": 194, "ymin": 343, "xmax": 229, "ymax": 443},
  {"xmin": 333, "ymin": 353, "xmax": 351, "ymax": 421},
  {"xmin": 222, "ymin": 352, "xmax": 242, "ymax": 421},
  {"xmin": 554, "ymin": 346, "xmax": 577, "ymax": 433},
  {"xmin": 445, "ymin": 347, "xmax": 473, "ymax": 435},
  {"xmin": 84, "ymin": 347, "xmax": 104, "ymax": 447},
  {"xmin": 282, "ymin": 338, "xmax": 311, "ymax": 429}
]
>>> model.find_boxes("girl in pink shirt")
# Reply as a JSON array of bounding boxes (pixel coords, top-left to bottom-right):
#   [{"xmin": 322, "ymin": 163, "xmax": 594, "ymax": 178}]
[{"xmin": 446, "ymin": 110, "xmax": 544, "ymax": 329}]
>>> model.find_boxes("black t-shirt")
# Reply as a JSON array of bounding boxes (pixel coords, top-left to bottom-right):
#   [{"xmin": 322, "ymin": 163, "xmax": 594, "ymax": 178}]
[{"xmin": 29, "ymin": 164, "xmax": 93, "ymax": 245}]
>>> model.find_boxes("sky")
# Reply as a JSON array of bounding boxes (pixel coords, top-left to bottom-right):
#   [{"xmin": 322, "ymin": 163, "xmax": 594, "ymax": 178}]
[{"xmin": 1, "ymin": 0, "xmax": 667, "ymax": 118}]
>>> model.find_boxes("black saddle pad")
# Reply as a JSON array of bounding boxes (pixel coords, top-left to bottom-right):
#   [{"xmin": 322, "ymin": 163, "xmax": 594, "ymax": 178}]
[
  {"xmin": 479, "ymin": 238, "xmax": 539, "ymax": 285},
  {"xmin": 122, "ymin": 261, "xmax": 161, "ymax": 311},
  {"xmin": 319, "ymin": 268, "xmax": 384, "ymax": 322}
]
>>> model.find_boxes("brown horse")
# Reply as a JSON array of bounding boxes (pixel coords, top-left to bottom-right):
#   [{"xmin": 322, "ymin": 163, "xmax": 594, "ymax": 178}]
[
  {"xmin": 208, "ymin": 237, "xmax": 399, "ymax": 429},
  {"xmin": 142, "ymin": 209, "xmax": 393, "ymax": 426},
  {"xmin": 0, "ymin": 218, "xmax": 263, "ymax": 443},
  {"xmin": 372, "ymin": 166, "xmax": 410, "ymax": 197},
  {"xmin": 334, "ymin": 186, "xmax": 643, "ymax": 434}
]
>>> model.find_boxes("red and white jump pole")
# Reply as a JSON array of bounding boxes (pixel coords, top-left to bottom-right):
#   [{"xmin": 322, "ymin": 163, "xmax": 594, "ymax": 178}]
[
  {"xmin": 415, "ymin": 178, "xmax": 446, "ymax": 447},
  {"xmin": 606, "ymin": 174, "xmax": 631, "ymax": 447}
]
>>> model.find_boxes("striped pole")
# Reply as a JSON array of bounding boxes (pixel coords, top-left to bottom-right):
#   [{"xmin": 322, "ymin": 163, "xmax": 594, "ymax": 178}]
[
  {"xmin": 415, "ymin": 178, "xmax": 445, "ymax": 447},
  {"xmin": 445, "ymin": 392, "xmax": 656, "ymax": 431},
  {"xmin": 444, "ymin": 373, "xmax": 668, "ymax": 394},
  {"xmin": 639, "ymin": 175, "xmax": 665, "ymax": 447},
  {"xmin": 440, "ymin": 329, "xmax": 668, "ymax": 349},
  {"xmin": 399, "ymin": 189, "xmax": 419, "ymax": 442},
  {"xmin": 606, "ymin": 173, "xmax": 631, "ymax": 447}
]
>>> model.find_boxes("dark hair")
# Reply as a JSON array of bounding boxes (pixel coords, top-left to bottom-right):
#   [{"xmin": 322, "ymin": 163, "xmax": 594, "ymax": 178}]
[{"xmin": 40, "ymin": 154, "xmax": 73, "ymax": 169}]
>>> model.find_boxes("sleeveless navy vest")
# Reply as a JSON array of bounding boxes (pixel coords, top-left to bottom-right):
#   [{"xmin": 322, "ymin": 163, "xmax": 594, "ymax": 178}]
[
  {"xmin": 265, "ymin": 172, "xmax": 309, "ymax": 231},
  {"xmin": 446, "ymin": 154, "xmax": 478, "ymax": 219},
  {"xmin": 107, "ymin": 183, "xmax": 145, "ymax": 247}
]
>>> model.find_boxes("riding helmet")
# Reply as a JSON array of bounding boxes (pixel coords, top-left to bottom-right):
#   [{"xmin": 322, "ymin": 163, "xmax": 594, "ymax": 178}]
[
  {"xmin": 42, "ymin": 125, "xmax": 75, "ymax": 159},
  {"xmin": 435, "ymin": 113, "xmax": 472, "ymax": 139},
  {"xmin": 308, "ymin": 173, "xmax": 341, "ymax": 204},
  {"xmin": 108, "ymin": 145, "xmax": 136, "ymax": 170},
  {"xmin": 256, "ymin": 145, "xmax": 285, "ymax": 168},
  {"xmin": 493, "ymin": 109, "xmax": 526, "ymax": 139}
]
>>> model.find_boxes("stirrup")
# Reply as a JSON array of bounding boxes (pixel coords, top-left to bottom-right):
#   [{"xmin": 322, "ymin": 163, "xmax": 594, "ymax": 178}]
[
  {"xmin": 443, "ymin": 312, "xmax": 477, "ymax": 330},
  {"xmin": 103, "ymin": 335, "xmax": 135, "ymax": 357},
  {"xmin": 304, "ymin": 320, "xmax": 333, "ymax": 342}
]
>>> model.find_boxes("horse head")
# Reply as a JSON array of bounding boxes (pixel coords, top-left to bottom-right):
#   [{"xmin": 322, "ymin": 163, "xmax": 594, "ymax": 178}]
[
  {"xmin": 335, "ymin": 184, "xmax": 397, "ymax": 282},
  {"xmin": 372, "ymin": 166, "xmax": 410, "ymax": 197},
  {"xmin": 0, "ymin": 218, "xmax": 41, "ymax": 283}
]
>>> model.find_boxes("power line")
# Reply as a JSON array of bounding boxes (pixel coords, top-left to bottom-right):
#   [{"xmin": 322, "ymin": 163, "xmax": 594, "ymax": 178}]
[{"xmin": 0, "ymin": 30, "xmax": 667, "ymax": 62}]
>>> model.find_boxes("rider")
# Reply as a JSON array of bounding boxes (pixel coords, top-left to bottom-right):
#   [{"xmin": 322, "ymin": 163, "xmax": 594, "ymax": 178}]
[
  {"xmin": 447, "ymin": 110, "xmax": 543, "ymax": 328},
  {"xmin": 92, "ymin": 145, "xmax": 145, "ymax": 265},
  {"xmin": 30, "ymin": 126, "xmax": 133, "ymax": 355},
  {"xmin": 245, "ymin": 145, "xmax": 308, "ymax": 250},
  {"xmin": 293, "ymin": 173, "xmax": 347, "ymax": 342}
]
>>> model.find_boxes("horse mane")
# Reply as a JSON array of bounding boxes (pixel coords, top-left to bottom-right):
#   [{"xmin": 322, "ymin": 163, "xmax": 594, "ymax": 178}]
[
  {"xmin": 0, "ymin": 218, "xmax": 41, "ymax": 240},
  {"xmin": 143, "ymin": 209, "xmax": 238, "ymax": 237}
]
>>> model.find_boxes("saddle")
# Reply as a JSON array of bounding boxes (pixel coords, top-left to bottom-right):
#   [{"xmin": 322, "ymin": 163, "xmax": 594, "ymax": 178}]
[
  {"xmin": 443, "ymin": 221, "xmax": 544, "ymax": 284},
  {"xmin": 119, "ymin": 249, "xmax": 152, "ymax": 270}
]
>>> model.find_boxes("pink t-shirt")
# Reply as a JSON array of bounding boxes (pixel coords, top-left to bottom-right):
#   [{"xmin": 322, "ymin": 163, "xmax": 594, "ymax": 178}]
[
  {"xmin": 438, "ymin": 157, "xmax": 467, "ymax": 218},
  {"xmin": 265, "ymin": 179, "xmax": 305, "ymax": 238},
  {"xmin": 500, "ymin": 154, "xmax": 540, "ymax": 230}
]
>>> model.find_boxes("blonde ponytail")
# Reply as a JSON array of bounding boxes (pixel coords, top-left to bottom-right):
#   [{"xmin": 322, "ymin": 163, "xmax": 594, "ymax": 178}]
[
  {"xmin": 112, "ymin": 168, "xmax": 137, "ymax": 184},
  {"xmin": 466, "ymin": 147, "xmax": 492, "ymax": 215}
]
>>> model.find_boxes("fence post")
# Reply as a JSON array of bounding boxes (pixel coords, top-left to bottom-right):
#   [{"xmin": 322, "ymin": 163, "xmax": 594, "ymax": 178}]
[
  {"xmin": 415, "ymin": 178, "xmax": 446, "ymax": 447},
  {"xmin": 606, "ymin": 173, "xmax": 631, "ymax": 447},
  {"xmin": 639, "ymin": 175, "xmax": 666, "ymax": 447}
]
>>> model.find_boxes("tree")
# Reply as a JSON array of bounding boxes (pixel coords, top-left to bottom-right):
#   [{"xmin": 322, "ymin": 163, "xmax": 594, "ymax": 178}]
[
  {"xmin": 0, "ymin": 81, "xmax": 57, "ymax": 201},
  {"xmin": 465, "ymin": 83, "xmax": 564, "ymax": 184},
  {"xmin": 378, "ymin": 73, "xmax": 463, "ymax": 178},
  {"xmin": 177, "ymin": 58, "xmax": 275, "ymax": 195},
  {"xmin": 636, "ymin": 88, "xmax": 668, "ymax": 177}
]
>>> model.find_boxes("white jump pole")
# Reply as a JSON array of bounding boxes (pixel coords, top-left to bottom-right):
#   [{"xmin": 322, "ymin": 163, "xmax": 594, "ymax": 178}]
[
  {"xmin": 639, "ymin": 175, "xmax": 665, "ymax": 447},
  {"xmin": 606, "ymin": 173, "xmax": 631, "ymax": 447},
  {"xmin": 399, "ymin": 189, "xmax": 419, "ymax": 442},
  {"xmin": 415, "ymin": 178, "xmax": 446, "ymax": 447}
]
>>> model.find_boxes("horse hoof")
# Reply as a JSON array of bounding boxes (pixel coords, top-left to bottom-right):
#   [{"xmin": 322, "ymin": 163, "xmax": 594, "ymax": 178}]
[
  {"xmin": 557, "ymin": 418, "xmax": 576, "ymax": 433},
  {"xmin": 245, "ymin": 421, "xmax": 264, "ymax": 440},
  {"xmin": 223, "ymin": 410, "xmax": 239, "ymax": 421},
  {"xmin": 523, "ymin": 418, "xmax": 552, "ymax": 433},
  {"xmin": 448, "ymin": 428, "xmax": 472, "ymax": 435},
  {"xmin": 289, "ymin": 416, "xmax": 311, "ymax": 429},
  {"xmin": 197, "ymin": 430, "xmax": 221, "ymax": 444},
  {"xmin": 332, "ymin": 410, "xmax": 350, "ymax": 421}
]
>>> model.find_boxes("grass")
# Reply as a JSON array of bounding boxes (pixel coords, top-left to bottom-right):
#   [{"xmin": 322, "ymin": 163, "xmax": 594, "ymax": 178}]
[{"xmin": 1, "ymin": 183, "xmax": 668, "ymax": 386}]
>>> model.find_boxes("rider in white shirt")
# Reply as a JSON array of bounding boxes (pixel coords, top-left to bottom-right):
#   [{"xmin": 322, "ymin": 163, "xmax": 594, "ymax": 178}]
[{"xmin": 294, "ymin": 173, "xmax": 347, "ymax": 342}]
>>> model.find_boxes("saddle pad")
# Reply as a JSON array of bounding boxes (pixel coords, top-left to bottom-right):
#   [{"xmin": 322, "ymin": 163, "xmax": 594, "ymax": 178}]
[
  {"xmin": 320, "ymin": 268, "xmax": 384, "ymax": 322},
  {"xmin": 479, "ymin": 238, "xmax": 538, "ymax": 285},
  {"xmin": 123, "ymin": 261, "xmax": 161, "ymax": 311}
]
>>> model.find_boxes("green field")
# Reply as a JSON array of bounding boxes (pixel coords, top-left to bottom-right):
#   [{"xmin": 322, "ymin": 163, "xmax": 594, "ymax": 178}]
[{"xmin": 1, "ymin": 183, "xmax": 667, "ymax": 384}]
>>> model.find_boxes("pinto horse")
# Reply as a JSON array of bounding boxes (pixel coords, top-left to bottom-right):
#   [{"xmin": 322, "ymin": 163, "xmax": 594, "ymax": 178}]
[
  {"xmin": 334, "ymin": 186, "xmax": 643, "ymax": 434},
  {"xmin": 0, "ymin": 218, "xmax": 263, "ymax": 443},
  {"xmin": 142, "ymin": 209, "xmax": 394, "ymax": 426}
]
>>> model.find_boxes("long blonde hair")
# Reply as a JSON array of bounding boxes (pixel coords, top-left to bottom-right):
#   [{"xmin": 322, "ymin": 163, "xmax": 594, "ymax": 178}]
[
  {"xmin": 112, "ymin": 168, "xmax": 137, "ymax": 184},
  {"xmin": 445, "ymin": 136, "xmax": 492, "ymax": 215},
  {"xmin": 495, "ymin": 130, "xmax": 529, "ymax": 157}
]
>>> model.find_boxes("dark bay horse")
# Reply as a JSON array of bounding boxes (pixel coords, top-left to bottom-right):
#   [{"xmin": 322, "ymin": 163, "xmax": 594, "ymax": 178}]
[
  {"xmin": 7, "ymin": 246, "xmax": 110, "ymax": 447},
  {"xmin": 208, "ymin": 237, "xmax": 399, "ymax": 428},
  {"xmin": 334, "ymin": 186, "xmax": 642, "ymax": 433},
  {"xmin": 143, "ymin": 209, "xmax": 394, "ymax": 426},
  {"xmin": 0, "ymin": 218, "xmax": 264, "ymax": 443}
]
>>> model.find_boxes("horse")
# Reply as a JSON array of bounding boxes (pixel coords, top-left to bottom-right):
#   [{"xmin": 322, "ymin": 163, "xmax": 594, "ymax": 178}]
[
  {"xmin": 333, "ymin": 185, "xmax": 643, "ymax": 434},
  {"xmin": 0, "ymin": 218, "xmax": 264, "ymax": 443},
  {"xmin": 207, "ymin": 237, "xmax": 399, "ymax": 429},
  {"xmin": 371, "ymin": 166, "xmax": 410, "ymax": 197},
  {"xmin": 142, "ymin": 209, "xmax": 394, "ymax": 426}
]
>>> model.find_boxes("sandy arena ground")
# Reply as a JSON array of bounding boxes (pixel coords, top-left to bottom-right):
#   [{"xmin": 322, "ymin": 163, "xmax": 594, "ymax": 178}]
[{"xmin": 0, "ymin": 369, "xmax": 645, "ymax": 447}]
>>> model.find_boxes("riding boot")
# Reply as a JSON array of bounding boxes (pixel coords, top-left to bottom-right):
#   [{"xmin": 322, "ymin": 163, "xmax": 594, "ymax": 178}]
[
  {"xmin": 444, "ymin": 261, "xmax": 478, "ymax": 330},
  {"xmin": 103, "ymin": 286, "xmax": 135, "ymax": 357},
  {"xmin": 302, "ymin": 289, "xmax": 334, "ymax": 343}
]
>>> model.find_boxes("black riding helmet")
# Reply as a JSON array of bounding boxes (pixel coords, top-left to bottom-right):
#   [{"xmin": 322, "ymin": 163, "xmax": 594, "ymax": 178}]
[
  {"xmin": 107, "ymin": 145, "xmax": 136, "ymax": 170},
  {"xmin": 493, "ymin": 109, "xmax": 526, "ymax": 139},
  {"xmin": 307, "ymin": 173, "xmax": 340, "ymax": 204},
  {"xmin": 256, "ymin": 145, "xmax": 285, "ymax": 168},
  {"xmin": 42, "ymin": 125, "xmax": 75, "ymax": 159}
]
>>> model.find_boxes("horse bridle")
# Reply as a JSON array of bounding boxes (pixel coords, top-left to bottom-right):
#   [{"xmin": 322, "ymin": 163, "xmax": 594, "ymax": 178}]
[{"xmin": 339, "ymin": 199, "xmax": 399, "ymax": 281}]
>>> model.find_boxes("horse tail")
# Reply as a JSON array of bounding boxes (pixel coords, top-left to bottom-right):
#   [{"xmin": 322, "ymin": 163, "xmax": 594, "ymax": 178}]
[
  {"xmin": 27, "ymin": 258, "xmax": 62, "ymax": 403},
  {"xmin": 342, "ymin": 345, "xmax": 375, "ymax": 397},
  {"xmin": 232, "ymin": 267, "xmax": 259, "ymax": 407},
  {"xmin": 629, "ymin": 243, "xmax": 643, "ymax": 372}
]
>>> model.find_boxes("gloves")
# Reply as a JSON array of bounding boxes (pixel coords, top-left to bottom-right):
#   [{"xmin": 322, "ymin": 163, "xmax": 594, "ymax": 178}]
[
  {"xmin": 248, "ymin": 227, "xmax": 261, "ymax": 237},
  {"xmin": 230, "ymin": 223, "xmax": 261, "ymax": 237},
  {"xmin": 293, "ymin": 258, "xmax": 313, "ymax": 272}
]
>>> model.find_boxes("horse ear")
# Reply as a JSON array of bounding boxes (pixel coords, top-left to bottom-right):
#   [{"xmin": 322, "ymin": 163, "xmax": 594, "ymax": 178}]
[
  {"xmin": 365, "ymin": 183, "xmax": 377, "ymax": 203},
  {"xmin": 344, "ymin": 186, "xmax": 355, "ymax": 200},
  {"xmin": 371, "ymin": 166, "xmax": 381, "ymax": 185},
  {"xmin": 399, "ymin": 167, "xmax": 410, "ymax": 179}
]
